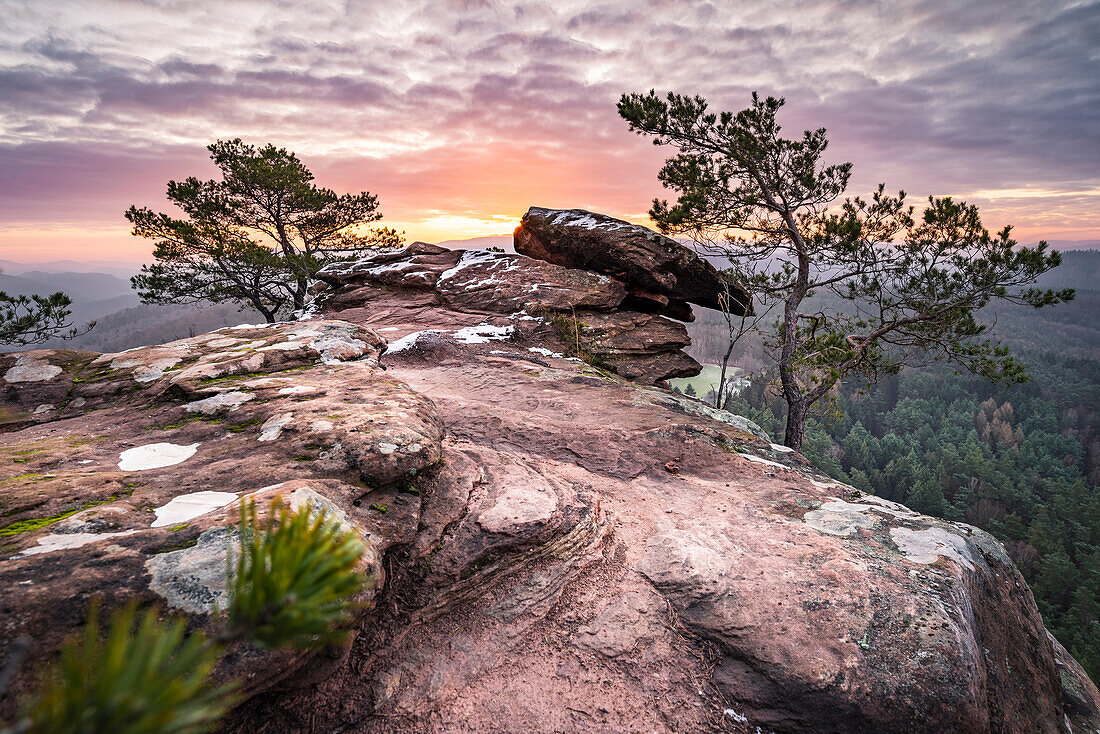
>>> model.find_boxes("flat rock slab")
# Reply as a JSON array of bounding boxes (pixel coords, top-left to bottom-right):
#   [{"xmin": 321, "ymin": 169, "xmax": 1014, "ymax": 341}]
[
  {"xmin": 436, "ymin": 250, "xmax": 627, "ymax": 314},
  {"xmin": 0, "ymin": 320, "xmax": 445, "ymax": 713},
  {"xmin": 316, "ymin": 242, "xmax": 462, "ymax": 290},
  {"xmin": 514, "ymin": 206, "xmax": 749, "ymax": 313}
]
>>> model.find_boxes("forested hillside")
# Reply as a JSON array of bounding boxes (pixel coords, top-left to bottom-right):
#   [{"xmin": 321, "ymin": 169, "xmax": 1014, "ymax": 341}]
[
  {"xmin": 687, "ymin": 250, "xmax": 1100, "ymax": 679},
  {"xmin": 0, "ymin": 268, "xmax": 262, "ymax": 353}
]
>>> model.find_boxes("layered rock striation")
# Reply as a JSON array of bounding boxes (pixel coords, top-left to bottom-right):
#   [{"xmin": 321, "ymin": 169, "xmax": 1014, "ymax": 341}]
[{"xmin": 1, "ymin": 211, "xmax": 1098, "ymax": 734}]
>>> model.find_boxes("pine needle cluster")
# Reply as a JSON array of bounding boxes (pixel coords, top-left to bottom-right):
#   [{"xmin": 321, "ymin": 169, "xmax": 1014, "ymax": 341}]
[{"xmin": 5, "ymin": 498, "xmax": 365, "ymax": 734}]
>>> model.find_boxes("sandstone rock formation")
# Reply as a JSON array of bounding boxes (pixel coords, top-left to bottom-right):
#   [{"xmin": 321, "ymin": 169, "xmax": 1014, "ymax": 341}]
[
  {"xmin": 2, "ymin": 221, "xmax": 1099, "ymax": 733},
  {"xmin": 316, "ymin": 239, "xmax": 701, "ymax": 386},
  {"xmin": 514, "ymin": 206, "xmax": 750, "ymax": 315}
]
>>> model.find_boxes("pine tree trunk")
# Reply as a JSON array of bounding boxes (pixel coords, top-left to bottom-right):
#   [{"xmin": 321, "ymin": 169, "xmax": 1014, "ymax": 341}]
[
  {"xmin": 293, "ymin": 278, "xmax": 307, "ymax": 312},
  {"xmin": 784, "ymin": 401, "xmax": 808, "ymax": 452}
]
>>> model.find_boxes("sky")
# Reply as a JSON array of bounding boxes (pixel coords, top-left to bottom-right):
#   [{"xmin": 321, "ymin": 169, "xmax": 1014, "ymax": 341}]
[{"xmin": 1, "ymin": 0, "xmax": 1098, "ymax": 264}]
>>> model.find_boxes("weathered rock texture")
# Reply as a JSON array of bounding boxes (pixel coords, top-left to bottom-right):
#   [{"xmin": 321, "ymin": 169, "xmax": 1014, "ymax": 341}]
[
  {"xmin": 316, "ymin": 238, "xmax": 700, "ymax": 385},
  {"xmin": 514, "ymin": 206, "xmax": 750, "ymax": 315},
  {"xmin": 0, "ymin": 321, "xmax": 443, "ymax": 706},
  {"xmin": 2, "ymin": 225, "xmax": 1098, "ymax": 733}
]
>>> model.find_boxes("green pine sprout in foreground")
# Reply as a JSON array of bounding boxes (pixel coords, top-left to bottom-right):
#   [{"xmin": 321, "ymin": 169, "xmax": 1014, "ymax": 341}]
[
  {"xmin": 228, "ymin": 498, "xmax": 366, "ymax": 650},
  {"xmin": 25, "ymin": 603, "xmax": 232, "ymax": 734},
  {"xmin": 5, "ymin": 498, "xmax": 366, "ymax": 734}
]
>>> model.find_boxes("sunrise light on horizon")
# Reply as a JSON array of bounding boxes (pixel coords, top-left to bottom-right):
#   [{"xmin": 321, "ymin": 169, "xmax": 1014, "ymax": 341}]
[{"xmin": 2, "ymin": 1, "xmax": 1098, "ymax": 264}]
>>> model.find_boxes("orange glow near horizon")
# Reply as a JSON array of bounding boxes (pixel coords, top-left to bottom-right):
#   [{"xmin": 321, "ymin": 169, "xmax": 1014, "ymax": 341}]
[{"xmin": 0, "ymin": 195, "xmax": 1096, "ymax": 266}]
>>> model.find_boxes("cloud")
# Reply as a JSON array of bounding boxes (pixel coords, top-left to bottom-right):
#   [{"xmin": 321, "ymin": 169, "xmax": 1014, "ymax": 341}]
[{"xmin": 0, "ymin": 0, "xmax": 1096, "ymax": 260}]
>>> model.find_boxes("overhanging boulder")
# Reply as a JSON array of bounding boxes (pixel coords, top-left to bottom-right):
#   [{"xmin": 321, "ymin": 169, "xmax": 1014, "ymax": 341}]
[{"xmin": 514, "ymin": 206, "xmax": 750, "ymax": 315}]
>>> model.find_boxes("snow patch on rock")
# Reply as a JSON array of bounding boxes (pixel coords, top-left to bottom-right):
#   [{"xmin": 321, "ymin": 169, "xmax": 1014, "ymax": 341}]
[
  {"xmin": 151, "ymin": 490, "xmax": 239, "ymax": 528},
  {"xmin": 20, "ymin": 530, "xmax": 138, "ymax": 556},
  {"xmin": 383, "ymin": 330, "xmax": 443, "ymax": 355},
  {"xmin": 438, "ymin": 249, "xmax": 506, "ymax": 282},
  {"xmin": 546, "ymin": 209, "xmax": 634, "ymax": 233},
  {"xmin": 453, "ymin": 323, "xmax": 514, "ymax": 344},
  {"xmin": 118, "ymin": 442, "xmax": 199, "ymax": 471}
]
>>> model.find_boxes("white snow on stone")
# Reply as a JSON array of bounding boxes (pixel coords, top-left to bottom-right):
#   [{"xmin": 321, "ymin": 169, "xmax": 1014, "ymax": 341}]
[
  {"xmin": 278, "ymin": 385, "xmax": 317, "ymax": 395},
  {"xmin": 770, "ymin": 443, "xmax": 794, "ymax": 453},
  {"xmin": 438, "ymin": 250, "xmax": 533, "ymax": 295},
  {"xmin": 362, "ymin": 260, "xmax": 423, "ymax": 276},
  {"xmin": 740, "ymin": 454, "xmax": 788, "ymax": 469},
  {"xmin": 724, "ymin": 709, "xmax": 748, "ymax": 724},
  {"xmin": 20, "ymin": 530, "xmax": 138, "ymax": 556},
  {"xmin": 376, "ymin": 326, "xmax": 400, "ymax": 332},
  {"xmin": 437, "ymin": 249, "xmax": 505, "ymax": 282},
  {"xmin": 315, "ymin": 248, "xmax": 406, "ymax": 277},
  {"xmin": 294, "ymin": 298, "xmax": 320, "ymax": 321},
  {"xmin": 79, "ymin": 459, "xmax": 95, "ymax": 464},
  {"xmin": 118, "ymin": 442, "xmax": 200, "ymax": 471},
  {"xmin": 3, "ymin": 355, "xmax": 63, "ymax": 383},
  {"xmin": 258, "ymin": 413, "xmax": 293, "ymax": 442},
  {"xmin": 453, "ymin": 323, "xmax": 514, "ymax": 344},
  {"xmin": 184, "ymin": 391, "xmax": 254, "ymax": 414},
  {"xmin": 383, "ymin": 330, "xmax": 442, "ymax": 355},
  {"xmin": 527, "ymin": 347, "xmax": 563, "ymax": 358},
  {"xmin": 509, "ymin": 310, "xmax": 544, "ymax": 322},
  {"xmin": 151, "ymin": 490, "xmax": 239, "ymax": 528},
  {"xmin": 545, "ymin": 208, "xmax": 634, "ymax": 232}
]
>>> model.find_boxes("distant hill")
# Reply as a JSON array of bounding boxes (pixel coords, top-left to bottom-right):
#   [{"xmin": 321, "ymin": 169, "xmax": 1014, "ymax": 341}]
[
  {"xmin": 434, "ymin": 235, "xmax": 514, "ymax": 252},
  {"xmin": 0, "ymin": 268, "xmax": 261, "ymax": 353},
  {"xmin": 0, "ymin": 271, "xmax": 133, "ymax": 303},
  {"xmin": 0, "ymin": 259, "xmax": 139, "ymax": 279},
  {"xmin": 46, "ymin": 301, "xmax": 264, "ymax": 353},
  {"xmin": 1036, "ymin": 249, "xmax": 1100, "ymax": 292}
]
